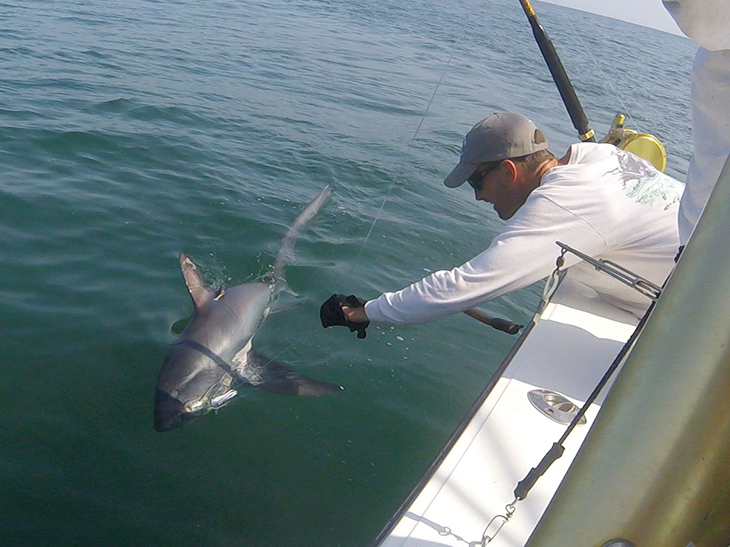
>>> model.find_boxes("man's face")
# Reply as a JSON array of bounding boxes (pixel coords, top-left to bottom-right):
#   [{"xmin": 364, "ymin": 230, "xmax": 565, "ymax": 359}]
[{"xmin": 468, "ymin": 161, "xmax": 528, "ymax": 220}]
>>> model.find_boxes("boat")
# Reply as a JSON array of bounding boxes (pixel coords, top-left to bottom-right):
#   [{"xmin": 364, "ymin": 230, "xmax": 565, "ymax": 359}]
[{"xmin": 372, "ymin": 2, "xmax": 730, "ymax": 546}]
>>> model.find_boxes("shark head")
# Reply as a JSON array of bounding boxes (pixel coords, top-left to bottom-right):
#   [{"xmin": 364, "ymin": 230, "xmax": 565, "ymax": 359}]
[
  {"xmin": 153, "ymin": 338, "xmax": 240, "ymax": 432},
  {"xmin": 153, "ymin": 389, "xmax": 204, "ymax": 432}
]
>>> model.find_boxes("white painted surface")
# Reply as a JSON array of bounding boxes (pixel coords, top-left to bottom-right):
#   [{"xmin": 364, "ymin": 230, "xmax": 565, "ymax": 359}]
[{"xmin": 378, "ymin": 279, "xmax": 639, "ymax": 547}]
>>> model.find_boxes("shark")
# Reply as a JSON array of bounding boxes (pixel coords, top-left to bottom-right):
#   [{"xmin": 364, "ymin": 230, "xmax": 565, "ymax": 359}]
[{"xmin": 154, "ymin": 186, "xmax": 340, "ymax": 432}]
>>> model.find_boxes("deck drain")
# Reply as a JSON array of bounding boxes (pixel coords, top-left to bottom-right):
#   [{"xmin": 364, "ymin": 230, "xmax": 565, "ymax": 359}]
[{"xmin": 527, "ymin": 389, "xmax": 587, "ymax": 426}]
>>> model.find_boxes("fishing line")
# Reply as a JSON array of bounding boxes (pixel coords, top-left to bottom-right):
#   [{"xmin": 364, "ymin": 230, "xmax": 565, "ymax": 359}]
[
  {"xmin": 557, "ymin": 13, "xmax": 642, "ymax": 132},
  {"xmin": 348, "ymin": 58, "xmax": 454, "ymax": 276},
  {"xmin": 347, "ymin": 4, "xmax": 484, "ymax": 276}
]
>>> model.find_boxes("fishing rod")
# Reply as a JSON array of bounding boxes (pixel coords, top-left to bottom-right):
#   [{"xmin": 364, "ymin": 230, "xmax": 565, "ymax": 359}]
[
  {"xmin": 460, "ymin": 0, "xmax": 594, "ymax": 335},
  {"xmin": 518, "ymin": 0, "xmax": 595, "ymax": 142},
  {"xmin": 463, "ymin": 308, "xmax": 523, "ymax": 335}
]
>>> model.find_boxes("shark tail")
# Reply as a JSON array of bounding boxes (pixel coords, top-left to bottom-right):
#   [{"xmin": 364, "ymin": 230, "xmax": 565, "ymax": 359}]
[{"xmin": 272, "ymin": 186, "xmax": 330, "ymax": 283}]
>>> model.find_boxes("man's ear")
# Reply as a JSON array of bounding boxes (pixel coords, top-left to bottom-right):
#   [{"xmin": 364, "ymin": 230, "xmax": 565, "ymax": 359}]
[{"xmin": 501, "ymin": 159, "xmax": 519, "ymax": 181}]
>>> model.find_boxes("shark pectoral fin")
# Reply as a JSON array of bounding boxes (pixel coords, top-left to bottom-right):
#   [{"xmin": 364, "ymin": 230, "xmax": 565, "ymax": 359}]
[
  {"xmin": 171, "ymin": 316, "xmax": 191, "ymax": 335},
  {"xmin": 179, "ymin": 253, "xmax": 218, "ymax": 310},
  {"xmin": 250, "ymin": 353, "xmax": 343, "ymax": 396},
  {"xmin": 269, "ymin": 299, "xmax": 305, "ymax": 315},
  {"xmin": 261, "ymin": 370, "xmax": 343, "ymax": 396}
]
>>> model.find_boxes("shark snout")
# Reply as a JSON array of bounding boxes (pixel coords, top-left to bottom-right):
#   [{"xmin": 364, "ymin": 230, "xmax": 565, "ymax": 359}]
[{"xmin": 154, "ymin": 390, "xmax": 200, "ymax": 432}]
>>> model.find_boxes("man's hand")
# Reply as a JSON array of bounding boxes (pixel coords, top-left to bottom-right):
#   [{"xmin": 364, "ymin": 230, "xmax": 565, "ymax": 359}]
[
  {"xmin": 320, "ymin": 294, "xmax": 370, "ymax": 338},
  {"xmin": 342, "ymin": 304, "xmax": 369, "ymax": 324}
]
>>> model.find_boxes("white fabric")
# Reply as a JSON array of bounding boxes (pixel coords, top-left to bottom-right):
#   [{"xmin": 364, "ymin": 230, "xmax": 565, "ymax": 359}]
[
  {"xmin": 662, "ymin": 0, "xmax": 730, "ymax": 51},
  {"xmin": 677, "ymin": 48, "xmax": 730, "ymax": 244},
  {"xmin": 365, "ymin": 143, "xmax": 683, "ymax": 324},
  {"xmin": 663, "ymin": 1, "xmax": 730, "ymax": 244}
]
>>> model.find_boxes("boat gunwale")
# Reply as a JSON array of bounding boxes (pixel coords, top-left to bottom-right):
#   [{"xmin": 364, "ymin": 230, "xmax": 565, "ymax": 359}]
[{"xmin": 370, "ymin": 311, "xmax": 540, "ymax": 546}]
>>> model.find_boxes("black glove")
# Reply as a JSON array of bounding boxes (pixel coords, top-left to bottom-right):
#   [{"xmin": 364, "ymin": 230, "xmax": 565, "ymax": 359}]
[{"xmin": 320, "ymin": 294, "xmax": 370, "ymax": 339}]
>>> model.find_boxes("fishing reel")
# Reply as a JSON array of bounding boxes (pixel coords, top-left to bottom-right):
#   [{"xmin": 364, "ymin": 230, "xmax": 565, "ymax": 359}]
[{"xmin": 600, "ymin": 114, "xmax": 667, "ymax": 172}]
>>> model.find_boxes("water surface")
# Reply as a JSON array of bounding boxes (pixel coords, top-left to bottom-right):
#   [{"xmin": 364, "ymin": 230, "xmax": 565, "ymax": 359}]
[{"xmin": 0, "ymin": 1, "xmax": 694, "ymax": 545}]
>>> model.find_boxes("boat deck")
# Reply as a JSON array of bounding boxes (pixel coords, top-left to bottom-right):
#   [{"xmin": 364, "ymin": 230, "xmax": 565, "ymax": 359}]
[{"xmin": 375, "ymin": 279, "xmax": 639, "ymax": 546}]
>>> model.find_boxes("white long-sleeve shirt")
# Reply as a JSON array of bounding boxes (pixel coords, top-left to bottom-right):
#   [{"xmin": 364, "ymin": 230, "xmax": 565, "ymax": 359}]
[
  {"xmin": 678, "ymin": 48, "xmax": 730, "ymax": 245},
  {"xmin": 662, "ymin": 0, "xmax": 730, "ymax": 51},
  {"xmin": 365, "ymin": 143, "xmax": 684, "ymax": 324},
  {"xmin": 662, "ymin": 1, "xmax": 730, "ymax": 244}
]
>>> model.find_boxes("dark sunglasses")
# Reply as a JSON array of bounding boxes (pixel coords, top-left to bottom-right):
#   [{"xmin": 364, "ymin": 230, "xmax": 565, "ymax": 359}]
[{"xmin": 467, "ymin": 162, "xmax": 500, "ymax": 191}]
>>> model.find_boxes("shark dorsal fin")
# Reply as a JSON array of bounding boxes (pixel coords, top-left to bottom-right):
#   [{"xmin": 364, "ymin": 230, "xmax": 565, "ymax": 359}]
[{"xmin": 179, "ymin": 253, "xmax": 218, "ymax": 310}]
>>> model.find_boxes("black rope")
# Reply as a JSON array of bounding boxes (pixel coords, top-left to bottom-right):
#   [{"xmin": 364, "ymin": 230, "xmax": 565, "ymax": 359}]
[{"xmin": 513, "ymin": 297, "xmax": 656, "ymax": 501}]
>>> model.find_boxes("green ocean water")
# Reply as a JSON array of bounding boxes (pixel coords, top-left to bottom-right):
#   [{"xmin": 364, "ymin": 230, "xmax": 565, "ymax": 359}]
[{"xmin": 0, "ymin": 1, "xmax": 695, "ymax": 545}]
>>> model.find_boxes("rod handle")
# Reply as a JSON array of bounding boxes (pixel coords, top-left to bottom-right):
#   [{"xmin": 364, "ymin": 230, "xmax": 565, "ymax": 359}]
[{"xmin": 464, "ymin": 308, "xmax": 523, "ymax": 335}]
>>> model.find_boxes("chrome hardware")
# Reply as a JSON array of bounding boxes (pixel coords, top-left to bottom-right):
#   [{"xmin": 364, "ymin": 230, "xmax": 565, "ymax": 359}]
[
  {"xmin": 556, "ymin": 241, "xmax": 662, "ymax": 301},
  {"xmin": 527, "ymin": 389, "xmax": 587, "ymax": 426}
]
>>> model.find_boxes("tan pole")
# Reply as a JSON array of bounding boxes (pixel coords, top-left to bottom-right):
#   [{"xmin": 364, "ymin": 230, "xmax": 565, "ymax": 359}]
[{"xmin": 526, "ymin": 156, "xmax": 730, "ymax": 546}]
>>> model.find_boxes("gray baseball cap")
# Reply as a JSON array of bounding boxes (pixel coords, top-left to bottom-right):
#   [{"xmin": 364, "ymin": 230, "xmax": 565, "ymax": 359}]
[{"xmin": 444, "ymin": 112, "xmax": 548, "ymax": 188}]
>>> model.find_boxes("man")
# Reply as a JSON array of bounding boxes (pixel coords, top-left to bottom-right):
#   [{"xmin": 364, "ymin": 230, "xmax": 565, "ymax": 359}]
[
  {"xmin": 662, "ymin": 0, "xmax": 730, "ymax": 249},
  {"xmin": 325, "ymin": 112, "xmax": 683, "ymax": 333}
]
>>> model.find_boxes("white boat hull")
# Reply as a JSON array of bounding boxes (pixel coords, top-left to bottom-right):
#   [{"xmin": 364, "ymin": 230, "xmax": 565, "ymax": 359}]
[{"xmin": 375, "ymin": 278, "xmax": 639, "ymax": 546}]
